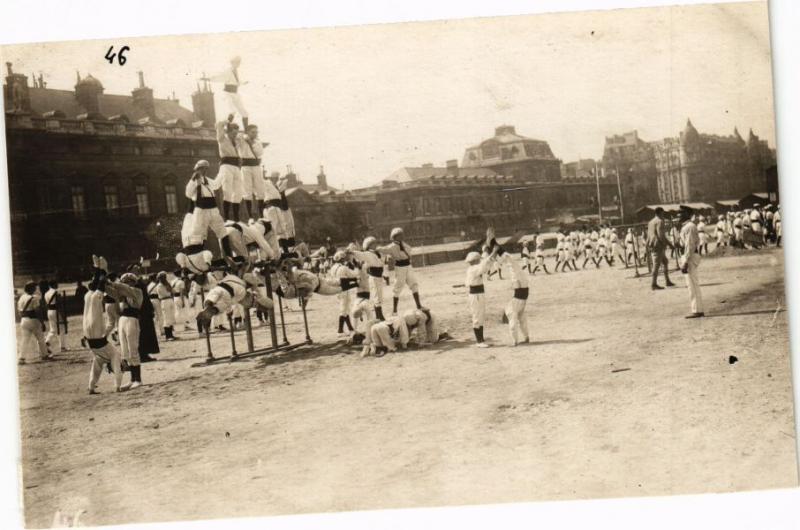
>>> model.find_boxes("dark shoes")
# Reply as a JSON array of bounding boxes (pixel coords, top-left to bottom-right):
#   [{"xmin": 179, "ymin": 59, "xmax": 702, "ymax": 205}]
[
  {"xmin": 651, "ymin": 284, "xmax": 664, "ymax": 290},
  {"xmin": 685, "ymin": 312, "xmax": 705, "ymax": 319}
]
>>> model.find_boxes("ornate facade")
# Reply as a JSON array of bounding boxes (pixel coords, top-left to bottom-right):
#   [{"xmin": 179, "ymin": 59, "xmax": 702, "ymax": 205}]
[
  {"xmin": 651, "ymin": 119, "xmax": 775, "ymax": 203},
  {"xmin": 4, "ymin": 63, "xmax": 219, "ymax": 277},
  {"xmin": 461, "ymin": 125, "xmax": 562, "ymax": 182}
]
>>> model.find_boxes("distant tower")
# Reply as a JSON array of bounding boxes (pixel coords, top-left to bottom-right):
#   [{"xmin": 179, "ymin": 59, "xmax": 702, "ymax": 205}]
[
  {"xmin": 316, "ymin": 165, "xmax": 328, "ymax": 190},
  {"xmin": 74, "ymin": 72, "xmax": 104, "ymax": 115},
  {"xmin": 131, "ymin": 71, "xmax": 157, "ymax": 121},
  {"xmin": 680, "ymin": 118, "xmax": 699, "ymax": 145},
  {"xmin": 191, "ymin": 76, "xmax": 216, "ymax": 127},
  {"xmin": 3, "ymin": 62, "xmax": 31, "ymax": 112}
]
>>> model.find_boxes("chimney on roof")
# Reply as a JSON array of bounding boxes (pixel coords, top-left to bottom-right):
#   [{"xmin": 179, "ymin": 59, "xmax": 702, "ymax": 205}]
[
  {"xmin": 4, "ymin": 62, "xmax": 31, "ymax": 113},
  {"xmin": 317, "ymin": 165, "xmax": 328, "ymax": 191},
  {"xmin": 74, "ymin": 73, "xmax": 104, "ymax": 115},
  {"xmin": 131, "ymin": 71, "xmax": 157, "ymax": 121},
  {"xmin": 421, "ymin": 163, "xmax": 434, "ymax": 168},
  {"xmin": 445, "ymin": 159, "xmax": 458, "ymax": 175},
  {"xmin": 37, "ymin": 73, "xmax": 45, "ymax": 89},
  {"xmin": 284, "ymin": 165, "xmax": 299, "ymax": 188},
  {"xmin": 191, "ymin": 76, "xmax": 216, "ymax": 127}
]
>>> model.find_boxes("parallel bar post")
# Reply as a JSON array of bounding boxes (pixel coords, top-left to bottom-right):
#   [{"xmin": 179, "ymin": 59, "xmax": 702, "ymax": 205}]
[
  {"xmin": 228, "ymin": 314, "xmax": 238, "ymax": 358},
  {"xmin": 300, "ymin": 296, "xmax": 312, "ymax": 344},
  {"xmin": 244, "ymin": 309, "xmax": 254, "ymax": 353},
  {"xmin": 262, "ymin": 267, "xmax": 279, "ymax": 348}
]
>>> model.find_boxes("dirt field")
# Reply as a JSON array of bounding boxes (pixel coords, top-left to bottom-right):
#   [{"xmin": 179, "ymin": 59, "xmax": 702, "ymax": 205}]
[{"xmin": 15, "ymin": 249, "xmax": 798, "ymax": 528}]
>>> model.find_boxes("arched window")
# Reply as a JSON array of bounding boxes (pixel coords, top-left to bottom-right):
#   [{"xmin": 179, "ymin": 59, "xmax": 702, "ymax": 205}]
[{"xmin": 136, "ymin": 185, "xmax": 150, "ymax": 216}]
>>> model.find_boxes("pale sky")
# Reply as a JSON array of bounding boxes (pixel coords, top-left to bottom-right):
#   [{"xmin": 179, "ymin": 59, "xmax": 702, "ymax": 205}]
[{"xmin": 1, "ymin": 1, "xmax": 775, "ymax": 189}]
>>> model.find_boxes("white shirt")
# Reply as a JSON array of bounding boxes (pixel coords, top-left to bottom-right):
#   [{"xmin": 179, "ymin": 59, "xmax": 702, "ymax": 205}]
[
  {"xmin": 500, "ymin": 253, "xmax": 528, "ymax": 289},
  {"xmin": 466, "ymin": 258, "xmax": 492, "ymax": 288}
]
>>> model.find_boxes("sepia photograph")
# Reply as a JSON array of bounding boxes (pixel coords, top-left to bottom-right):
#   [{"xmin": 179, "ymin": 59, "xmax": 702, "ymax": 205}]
[{"xmin": 1, "ymin": 0, "xmax": 797, "ymax": 527}]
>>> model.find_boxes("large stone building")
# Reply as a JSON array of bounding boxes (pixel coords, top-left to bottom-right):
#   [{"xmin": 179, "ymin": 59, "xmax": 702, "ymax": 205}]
[
  {"xmin": 651, "ymin": 119, "xmax": 775, "ymax": 203},
  {"xmin": 600, "ymin": 122, "xmax": 776, "ymax": 214},
  {"xmin": 4, "ymin": 63, "xmax": 219, "ymax": 277},
  {"xmin": 461, "ymin": 125, "xmax": 562, "ymax": 182},
  {"xmin": 355, "ymin": 160, "xmax": 615, "ymax": 245}
]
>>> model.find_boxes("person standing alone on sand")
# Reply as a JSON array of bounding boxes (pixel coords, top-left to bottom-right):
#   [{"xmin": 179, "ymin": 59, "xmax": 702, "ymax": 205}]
[
  {"xmin": 647, "ymin": 207, "xmax": 676, "ymax": 290},
  {"xmin": 679, "ymin": 206, "xmax": 705, "ymax": 319}
]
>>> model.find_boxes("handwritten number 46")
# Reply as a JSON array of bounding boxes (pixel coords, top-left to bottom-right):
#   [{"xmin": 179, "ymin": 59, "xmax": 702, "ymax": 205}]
[{"xmin": 105, "ymin": 45, "xmax": 130, "ymax": 66}]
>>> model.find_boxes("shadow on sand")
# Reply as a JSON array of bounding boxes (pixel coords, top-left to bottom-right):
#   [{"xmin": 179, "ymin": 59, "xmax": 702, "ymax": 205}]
[{"xmin": 705, "ymin": 308, "xmax": 784, "ymax": 318}]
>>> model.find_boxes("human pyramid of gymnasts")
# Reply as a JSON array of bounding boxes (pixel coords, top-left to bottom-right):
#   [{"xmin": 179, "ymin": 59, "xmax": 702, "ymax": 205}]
[{"xmin": 45, "ymin": 57, "xmax": 461, "ymax": 394}]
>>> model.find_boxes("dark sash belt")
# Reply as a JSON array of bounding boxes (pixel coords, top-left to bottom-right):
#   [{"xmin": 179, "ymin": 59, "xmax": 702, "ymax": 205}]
[
  {"xmin": 513, "ymin": 287, "xmax": 529, "ymax": 300},
  {"xmin": 468, "ymin": 285, "xmax": 485, "ymax": 294},
  {"xmin": 183, "ymin": 244, "xmax": 205, "ymax": 254},
  {"xmin": 218, "ymin": 283, "xmax": 235, "ymax": 297},
  {"xmin": 87, "ymin": 337, "xmax": 108, "ymax": 349},
  {"xmin": 340, "ymin": 278, "xmax": 358, "ymax": 291},
  {"xmin": 47, "ymin": 304, "xmax": 57, "ymax": 310},
  {"xmin": 356, "ymin": 291, "xmax": 370, "ymax": 300},
  {"xmin": 220, "ymin": 156, "xmax": 241, "ymax": 167},
  {"xmin": 149, "ymin": 294, "xmax": 159, "ymax": 300},
  {"xmin": 395, "ymin": 259, "xmax": 411, "ymax": 267},
  {"xmin": 241, "ymin": 158, "xmax": 261, "ymax": 167},
  {"xmin": 228, "ymin": 222, "xmax": 243, "ymax": 233},
  {"xmin": 367, "ymin": 266, "xmax": 384, "ymax": 278},
  {"xmin": 224, "ymin": 84, "xmax": 238, "ymax": 93},
  {"xmin": 21, "ymin": 310, "xmax": 38, "ymax": 319},
  {"xmin": 265, "ymin": 199, "xmax": 282, "ymax": 208},
  {"xmin": 121, "ymin": 308, "xmax": 140, "ymax": 318},
  {"xmin": 194, "ymin": 197, "xmax": 217, "ymax": 209}
]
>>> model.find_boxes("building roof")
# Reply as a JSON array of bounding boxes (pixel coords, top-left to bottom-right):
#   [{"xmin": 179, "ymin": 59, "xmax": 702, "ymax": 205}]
[
  {"xmin": 636, "ymin": 202, "xmax": 714, "ymax": 214},
  {"xmin": 385, "ymin": 166, "xmax": 501, "ymax": 183},
  {"xmin": 25, "ymin": 86, "xmax": 195, "ymax": 123},
  {"xmin": 467, "ymin": 125, "xmax": 547, "ymax": 149}
]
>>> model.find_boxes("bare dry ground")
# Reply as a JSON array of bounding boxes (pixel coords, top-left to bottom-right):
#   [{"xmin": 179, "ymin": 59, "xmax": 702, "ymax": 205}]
[{"xmin": 15, "ymin": 249, "xmax": 798, "ymax": 528}]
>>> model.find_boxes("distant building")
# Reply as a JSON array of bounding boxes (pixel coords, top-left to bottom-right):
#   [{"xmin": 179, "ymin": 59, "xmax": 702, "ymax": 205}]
[
  {"xmin": 4, "ymin": 63, "xmax": 218, "ymax": 277},
  {"xmin": 461, "ymin": 125, "xmax": 562, "ymax": 182},
  {"xmin": 560, "ymin": 158, "xmax": 599, "ymax": 180},
  {"xmin": 361, "ymin": 161, "xmax": 616, "ymax": 245},
  {"xmin": 601, "ymin": 130, "xmax": 660, "ymax": 220},
  {"xmin": 651, "ymin": 119, "xmax": 776, "ymax": 203}
]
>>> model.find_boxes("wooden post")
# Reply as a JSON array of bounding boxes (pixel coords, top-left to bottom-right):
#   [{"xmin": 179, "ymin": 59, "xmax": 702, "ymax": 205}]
[
  {"xmin": 631, "ymin": 227, "xmax": 641, "ymax": 278},
  {"xmin": 244, "ymin": 308, "xmax": 254, "ymax": 353},
  {"xmin": 299, "ymin": 296, "xmax": 312, "ymax": 344},
  {"xmin": 204, "ymin": 321, "xmax": 214, "ymax": 362},
  {"xmin": 228, "ymin": 314, "xmax": 238, "ymax": 358},
  {"xmin": 262, "ymin": 267, "xmax": 279, "ymax": 348}
]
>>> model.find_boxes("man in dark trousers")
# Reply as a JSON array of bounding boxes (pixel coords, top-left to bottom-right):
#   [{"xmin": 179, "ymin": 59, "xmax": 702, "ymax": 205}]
[
  {"xmin": 646, "ymin": 207, "xmax": 676, "ymax": 290},
  {"xmin": 127, "ymin": 268, "xmax": 160, "ymax": 362}
]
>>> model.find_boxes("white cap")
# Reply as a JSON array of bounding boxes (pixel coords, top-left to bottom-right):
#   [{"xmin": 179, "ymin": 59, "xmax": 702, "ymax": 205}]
[
  {"xmin": 362, "ymin": 236, "xmax": 376, "ymax": 250},
  {"xmin": 390, "ymin": 227, "xmax": 404, "ymax": 240},
  {"xmin": 333, "ymin": 250, "xmax": 346, "ymax": 261},
  {"xmin": 465, "ymin": 251, "xmax": 481, "ymax": 264},
  {"xmin": 194, "ymin": 159, "xmax": 210, "ymax": 170}
]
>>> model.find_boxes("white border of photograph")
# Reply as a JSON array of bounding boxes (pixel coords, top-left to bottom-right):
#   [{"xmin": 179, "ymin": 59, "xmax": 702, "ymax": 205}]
[{"xmin": 0, "ymin": 1, "xmax": 797, "ymax": 529}]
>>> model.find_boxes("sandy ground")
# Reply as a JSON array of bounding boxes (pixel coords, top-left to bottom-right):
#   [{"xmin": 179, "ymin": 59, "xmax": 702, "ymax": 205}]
[{"xmin": 15, "ymin": 249, "xmax": 798, "ymax": 528}]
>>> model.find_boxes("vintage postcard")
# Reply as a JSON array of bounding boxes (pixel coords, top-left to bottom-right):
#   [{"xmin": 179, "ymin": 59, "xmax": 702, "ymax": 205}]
[{"xmin": 1, "ymin": 1, "xmax": 797, "ymax": 527}]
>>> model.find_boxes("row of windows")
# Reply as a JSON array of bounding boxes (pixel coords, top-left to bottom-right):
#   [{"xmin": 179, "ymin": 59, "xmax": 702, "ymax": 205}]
[{"xmin": 71, "ymin": 184, "xmax": 179, "ymax": 218}]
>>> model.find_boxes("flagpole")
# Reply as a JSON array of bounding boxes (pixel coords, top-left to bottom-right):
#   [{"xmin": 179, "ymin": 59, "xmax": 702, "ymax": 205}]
[
  {"xmin": 595, "ymin": 161, "xmax": 603, "ymax": 223},
  {"xmin": 615, "ymin": 165, "xmax": 624, "ymax": 223}
]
